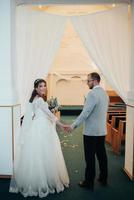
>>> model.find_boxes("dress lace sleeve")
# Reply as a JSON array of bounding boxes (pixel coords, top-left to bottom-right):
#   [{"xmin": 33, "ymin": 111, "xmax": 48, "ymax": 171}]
[{"xmin": 38, "ymin": 97, "xmax": 58, "ymax": 123}]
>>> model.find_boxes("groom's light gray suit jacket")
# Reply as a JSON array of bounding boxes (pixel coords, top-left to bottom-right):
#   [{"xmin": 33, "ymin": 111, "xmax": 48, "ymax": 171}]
[{"xmin": 71, "ymin": 85, "xmax": 109, "ymax": 136}]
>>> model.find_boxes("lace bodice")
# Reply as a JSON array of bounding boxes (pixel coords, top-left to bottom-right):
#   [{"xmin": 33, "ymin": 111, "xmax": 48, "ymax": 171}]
[{"xmin": 32, "ymin": 97, "xmax": 58, "ymax": 123}]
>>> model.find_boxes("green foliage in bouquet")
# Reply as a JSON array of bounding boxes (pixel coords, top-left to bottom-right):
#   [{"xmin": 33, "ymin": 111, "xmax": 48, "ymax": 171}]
[{"xmin": 47, "ymin": 96, "xmax": 60, "ymax": 113}]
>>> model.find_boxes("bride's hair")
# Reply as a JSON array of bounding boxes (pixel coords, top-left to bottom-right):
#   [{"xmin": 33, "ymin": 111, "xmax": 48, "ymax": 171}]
[{"xmin": 29, "ymin": 79, "xmax": 47, "ymax": 103}]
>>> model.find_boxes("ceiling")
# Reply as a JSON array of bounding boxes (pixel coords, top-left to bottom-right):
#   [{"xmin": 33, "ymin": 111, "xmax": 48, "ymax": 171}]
[
  {"xmin": 29, "ymin": 4, "xmax": 120, "ymax": 16},
  {"xmin": 16, "ymin": 0, "xmax": 130, "ymax": 6}
]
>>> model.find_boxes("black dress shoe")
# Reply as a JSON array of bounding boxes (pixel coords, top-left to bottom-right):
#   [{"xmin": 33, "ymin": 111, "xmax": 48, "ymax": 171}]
[
  {"xmin": 97, "ymin": 178, "xmax": 107, "ymax": 186},
  {"xmin": 78, "ymin": 181, "xmax": 94, "ymax": 191}
]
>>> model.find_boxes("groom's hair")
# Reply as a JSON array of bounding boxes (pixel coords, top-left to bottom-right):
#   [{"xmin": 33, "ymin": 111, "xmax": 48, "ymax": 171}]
[{"xmin": 88, "ymin": 72, "xmax": 101, "ymax": 83}]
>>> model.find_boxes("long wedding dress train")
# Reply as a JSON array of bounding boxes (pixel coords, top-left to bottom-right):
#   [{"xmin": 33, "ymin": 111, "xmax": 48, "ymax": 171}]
[{"xmin": 9, "ymin": 97, "xmax": 69, "ymax": 198}]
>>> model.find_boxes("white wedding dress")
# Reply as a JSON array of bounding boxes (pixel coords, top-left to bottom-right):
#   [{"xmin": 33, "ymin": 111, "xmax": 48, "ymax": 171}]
[{"xmin": 9, "ymin": 97, "xmax": 69, "ymax": 198}]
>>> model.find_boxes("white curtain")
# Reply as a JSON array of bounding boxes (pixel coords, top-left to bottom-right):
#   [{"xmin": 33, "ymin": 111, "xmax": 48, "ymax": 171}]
[
  {"xmin": 71, "ymin": 5, "xmax": 130, "ymax": 103},
  {"xmin": 16, "ymin": 5, "xmax": 130, "ymax": 115},
  {"xmin": 16, "ymin": 7, "xmax": 67, "ymax": 114}
]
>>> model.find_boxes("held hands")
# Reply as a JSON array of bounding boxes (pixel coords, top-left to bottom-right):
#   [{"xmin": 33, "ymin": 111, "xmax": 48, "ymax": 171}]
[
  {"xmin": 59, "ymin": 123, "xmax": 73, "ymax": 133},
  {"xmin": 57, "ymin": 120, "xmax": 73, "ymax": 133},
  {"xmin": 63, "ymin": 124, "xmax": 73, "ymax": 133}
]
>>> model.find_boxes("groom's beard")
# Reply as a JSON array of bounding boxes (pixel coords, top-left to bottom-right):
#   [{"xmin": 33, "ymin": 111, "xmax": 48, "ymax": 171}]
[{"xmin": 89, "ymin": 85, "xmax": 94, "ymax": 89}]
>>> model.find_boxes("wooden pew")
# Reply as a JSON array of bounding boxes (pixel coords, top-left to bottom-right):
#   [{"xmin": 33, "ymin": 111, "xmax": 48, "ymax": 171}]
[
  {"xmin": 110, "ymin": 115, "xmax": 126, "ymax": 145},
  {"xmin": 111, "ymin": 117, "xmax": 126, "ymax": 154},
  {"xmin": 110, "ymin": 115, "xmax": 126, "ymax": 127},
  {"xmin": 120, "ymin": 120, "xmax": 126, "ymax": 141},
  {"xmin": 106, "ymin": 112, "xmax": 126, "ymax": 144},
  {"xmin": 107, "ymin": 111, "xmax": 126, "ymax": 122}
]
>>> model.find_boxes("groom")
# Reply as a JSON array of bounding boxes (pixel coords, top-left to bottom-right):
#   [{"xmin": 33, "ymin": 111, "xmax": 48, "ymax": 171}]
[{"xmin": 64, "ymin": 72, "xmax": 109, "ymax": 191}]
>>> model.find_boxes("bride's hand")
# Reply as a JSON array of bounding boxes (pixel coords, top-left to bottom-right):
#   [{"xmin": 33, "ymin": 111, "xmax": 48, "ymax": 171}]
[
  {"xmin": 59, "ymin": 123, "xmax": 67, "ymax": 130},
  {"xmin": 62, "ymin": 124, "xmax": 73, "ymax": 133},
  {"xmin": 57, "ymin": 121, "xmax": 73, "ymax": 133}
]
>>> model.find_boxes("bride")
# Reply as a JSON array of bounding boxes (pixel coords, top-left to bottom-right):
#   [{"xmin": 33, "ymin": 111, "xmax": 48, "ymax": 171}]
[{"xmin": 9, "ymin": 79, "xmax": 69, "ymax": 198}]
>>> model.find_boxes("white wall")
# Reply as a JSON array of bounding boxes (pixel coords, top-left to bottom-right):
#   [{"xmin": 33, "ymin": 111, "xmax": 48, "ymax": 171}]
[
  {"xmin": 0, "ymin": 0, "xmax": 20, "ymax": 176},
  {"xmin": 0, "ymin": 105, "xmax": 20, "ymax": 176}
]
